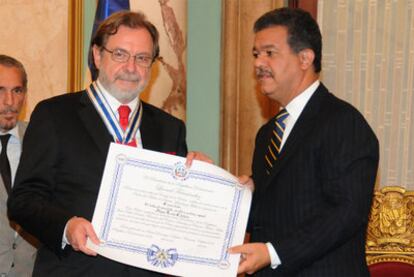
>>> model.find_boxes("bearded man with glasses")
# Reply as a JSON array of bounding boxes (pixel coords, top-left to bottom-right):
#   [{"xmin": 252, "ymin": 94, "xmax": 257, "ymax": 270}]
[{"xmin": 7, "ymin": 11, "xmax": 203, "ymax": 276}]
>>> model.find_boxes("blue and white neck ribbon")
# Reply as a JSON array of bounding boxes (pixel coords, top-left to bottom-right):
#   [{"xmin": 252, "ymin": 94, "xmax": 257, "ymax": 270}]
[{"xmin": 86, "ymin": 82, "xmax": 143, "ymax": 145}]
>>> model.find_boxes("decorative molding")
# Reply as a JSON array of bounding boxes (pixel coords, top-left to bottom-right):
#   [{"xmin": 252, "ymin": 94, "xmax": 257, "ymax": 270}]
[
  {"xmin": 366, "ymin": 186, "xmax": 414, "ymax": 264},
  {"xmin": 68, "ymin": 0, "xmax": 84, "ymax": 92},
  {"xmin": 220, "ymin": 0, "xmax": 241, "ymax": 174},
  {"xmin": 367, "ymin": 254, "xmax": 414, "ymax": 266}
]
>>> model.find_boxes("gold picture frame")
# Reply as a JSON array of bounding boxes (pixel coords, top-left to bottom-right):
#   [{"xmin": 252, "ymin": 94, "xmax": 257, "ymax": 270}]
[{"xmin": 68, "ymin": 0, "xmax": 84, "ymax": 92}]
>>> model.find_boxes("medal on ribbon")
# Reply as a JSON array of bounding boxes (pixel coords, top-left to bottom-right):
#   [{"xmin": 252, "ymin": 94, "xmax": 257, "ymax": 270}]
[{"xmin": 86, "ymin": 81, "xmax": 143, "ymax": 145}]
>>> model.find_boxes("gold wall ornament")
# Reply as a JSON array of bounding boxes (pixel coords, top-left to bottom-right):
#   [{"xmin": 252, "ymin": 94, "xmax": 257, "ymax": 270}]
[{"xmin": 366, "ymin": 186, "xmax": 414, "ymax": 265}]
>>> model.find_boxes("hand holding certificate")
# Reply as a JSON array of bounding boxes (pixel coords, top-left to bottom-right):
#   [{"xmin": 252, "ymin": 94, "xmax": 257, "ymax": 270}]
[{"xmin": 87, "ymin": 143, "xmax": 252, "ymax": 276}]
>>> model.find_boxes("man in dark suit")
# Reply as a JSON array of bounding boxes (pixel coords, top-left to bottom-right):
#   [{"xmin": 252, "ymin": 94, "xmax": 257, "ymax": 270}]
[
  {"xmin": 0, "ymin": 55, "xmax": 38, "ymax": 276},
  {"xmin": 229, "ymin": 8, "xmax": 379, "ymax": 276},
  {"xmin": 7, "ymin": 11, "xmax": 194, "ymax": 276}
]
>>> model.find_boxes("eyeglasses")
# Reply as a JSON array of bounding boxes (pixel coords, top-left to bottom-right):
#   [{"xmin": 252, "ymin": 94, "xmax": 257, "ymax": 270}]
[{"xmin": 101, "ymin": 47, "xmax": 153, "ymax": 68}]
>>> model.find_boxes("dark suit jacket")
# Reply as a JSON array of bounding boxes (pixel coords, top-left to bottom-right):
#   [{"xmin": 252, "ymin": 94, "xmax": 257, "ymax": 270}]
[
  {"xmin": 7, "ymin": 91, "xmax": 187, "ymax": 276},
  {"xmin": 249, "ymin": 83, "xmax": 379, "ymax": 276}
]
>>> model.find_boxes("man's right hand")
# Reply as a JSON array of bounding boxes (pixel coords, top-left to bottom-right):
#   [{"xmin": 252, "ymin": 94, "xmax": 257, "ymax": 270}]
[
  {"xmin": 66, "ymin": 216, "xmax": 100, "ymax": 256},
  {"xmin": 238, "ymin": 175, "xmax": 255, "ymax": 192},
  {"xmin": 228, "ymin": 242, "xmax": 271, "ymax": 274}
]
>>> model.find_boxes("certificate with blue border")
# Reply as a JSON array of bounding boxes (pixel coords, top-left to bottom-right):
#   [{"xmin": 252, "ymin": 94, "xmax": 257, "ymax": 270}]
[{"xmin": 87, "ymin": 143, "xmax": 252, "ymax": 276}]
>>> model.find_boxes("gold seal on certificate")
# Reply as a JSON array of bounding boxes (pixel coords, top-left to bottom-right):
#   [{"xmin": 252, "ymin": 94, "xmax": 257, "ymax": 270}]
[{"xmin": 87, "ymin": 143, "xmax": 252, "ymax": 276}]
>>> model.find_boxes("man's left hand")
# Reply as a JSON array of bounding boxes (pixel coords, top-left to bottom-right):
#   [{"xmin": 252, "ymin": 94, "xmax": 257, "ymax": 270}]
[
  {"xmin": 228, "ymin": 243, "xmax": 271, "ymax": 275},
  {"xmin": 185, "ymin": 151, "xmax": 213, "ymax": 167}
]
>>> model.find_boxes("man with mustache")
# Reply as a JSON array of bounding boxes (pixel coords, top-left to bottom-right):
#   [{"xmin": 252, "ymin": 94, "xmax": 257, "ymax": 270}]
[
  {"xmin": 8, "ymin": 12, "xmax": 206, "ymax": 276},
  {"xmin": 0, "ymin": 55, "xmax": 38, "ymax": 276},
  {"xmin": 229, "ymin": 8, "xmax": 379, "ymax": 276}
]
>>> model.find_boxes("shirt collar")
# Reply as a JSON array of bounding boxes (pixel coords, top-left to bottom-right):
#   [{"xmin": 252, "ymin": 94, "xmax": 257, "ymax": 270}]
[
  {"xmin": 285, "ymin": 80, "xmax": 320, "ymax": 121},
  {"xmin": 0, "ymin": 124, "xmax": 20, "ymax": 142},
  {"xmin": 96, "ymin": 80, "xmax": 139, "ymax": 116}
]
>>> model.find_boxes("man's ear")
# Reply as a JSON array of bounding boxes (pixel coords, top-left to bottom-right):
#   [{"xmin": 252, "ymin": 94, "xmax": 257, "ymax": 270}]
[
  {"xmin": 299, "ymin": 49, "xmax": 315, "ymax": 70},
  {"xmin": 92, "ymin": 45, "xmax": 101, "ymax": 69}
]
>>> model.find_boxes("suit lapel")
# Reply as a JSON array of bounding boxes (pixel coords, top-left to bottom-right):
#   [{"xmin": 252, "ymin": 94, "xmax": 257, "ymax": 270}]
[
  {"xmin": 262, "ymin": 84, "xmax": 329, "ymax": 190},
  {"xmin": 17, "ymin": 121, "xmax": 27, "ymax": 140},
  {"xmin": 77, "ymin": 91, "xmax": 113, "ymax": 155},
  {"xmin": 140, "ymin": 102, "xmax": 161, "ymax": 151}
]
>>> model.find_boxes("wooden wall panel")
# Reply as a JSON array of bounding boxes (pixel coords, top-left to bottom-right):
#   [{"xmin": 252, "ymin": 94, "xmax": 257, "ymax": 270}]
[{"xmin": 221, "ymin": 0, "xmax": 283, "ymax": 175}]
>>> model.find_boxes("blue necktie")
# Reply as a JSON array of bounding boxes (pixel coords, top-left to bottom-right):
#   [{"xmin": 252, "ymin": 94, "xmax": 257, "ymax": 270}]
[{"xmin": 264, "ymin": 109, "xmax": 289, "ymax": 175}]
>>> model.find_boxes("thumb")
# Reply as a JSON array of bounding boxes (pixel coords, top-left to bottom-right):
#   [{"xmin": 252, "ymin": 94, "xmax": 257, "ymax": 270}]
[
  {"xmin": 228, "ymin": 244, "xmax": 244, "ymax": 254},
  {"xmin": 85, "ymin": 223, "xmax": 100, "ymax": 245}
]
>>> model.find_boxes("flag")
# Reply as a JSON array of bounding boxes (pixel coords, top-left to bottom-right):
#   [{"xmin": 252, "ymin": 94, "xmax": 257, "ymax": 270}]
[{"xmin": 89, "ymin": 0, "xmax": 130, "ymax": 81}]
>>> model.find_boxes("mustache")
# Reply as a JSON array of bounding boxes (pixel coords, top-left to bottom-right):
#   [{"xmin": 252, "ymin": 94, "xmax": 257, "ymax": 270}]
[
  {"xmin": 255, "ymin": 67, "xmax": 273, "ymax": 78},
  {"xmin": 115, "ymin": 72, "xmax": 141, "ymax": 82},
  {"xmin": 0, "ymin": 107, "xmax": 18, "ymax": 114}
]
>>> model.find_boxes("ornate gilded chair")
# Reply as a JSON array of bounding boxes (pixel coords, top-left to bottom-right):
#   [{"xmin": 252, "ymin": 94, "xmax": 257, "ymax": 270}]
[{"xmin": 366, "ymin": 186, "xmax": 414, "ymax": 276}]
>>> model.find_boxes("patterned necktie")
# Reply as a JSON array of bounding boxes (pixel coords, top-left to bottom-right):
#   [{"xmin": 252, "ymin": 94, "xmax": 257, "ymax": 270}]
[
  {"xmin": 118, "ymin": 105, "xmax": 137, "ymax": 147},
  {"xmin": 0, "ymin": 134, "xmax": 12, "ymax": 194},
  {"xmin": 264, "ymin": 109, "xmax": 289, "ymax": 175}
]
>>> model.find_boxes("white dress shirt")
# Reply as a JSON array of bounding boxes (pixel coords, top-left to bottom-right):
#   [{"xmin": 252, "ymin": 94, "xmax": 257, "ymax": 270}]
[{"xmin": 1, "ymin": 124, "xmax": 23, "ymax": 240}]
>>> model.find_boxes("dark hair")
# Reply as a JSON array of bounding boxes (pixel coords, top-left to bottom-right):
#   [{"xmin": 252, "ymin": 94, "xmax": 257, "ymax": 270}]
[
  {"xmin": 254, "ymin": 8, "xmax": 322, "ymax": 73},
  {"xmin": 0, "ymin": 54, "xmax": 28, "ymax": 90},
  {"xmin": 90, "ymin": 11, "xmax": 160, "ymax": 74}
]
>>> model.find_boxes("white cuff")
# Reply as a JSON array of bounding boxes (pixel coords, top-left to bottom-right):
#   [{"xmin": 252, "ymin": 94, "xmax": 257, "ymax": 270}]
[
  {"xmin": 61, "ymin": 219, "xmax": 72, "ymax": 249},
  {"xmin": 266, "ymin": 242, "xmax": 281, "ymax": 269}
]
